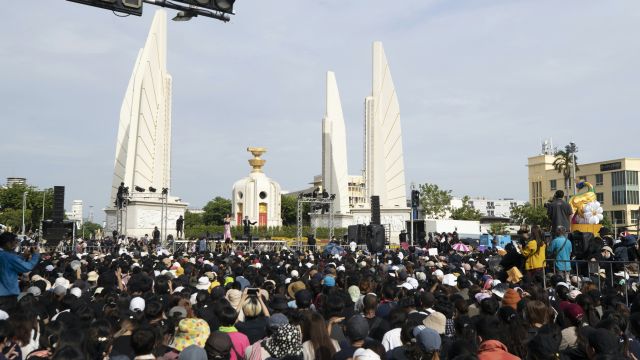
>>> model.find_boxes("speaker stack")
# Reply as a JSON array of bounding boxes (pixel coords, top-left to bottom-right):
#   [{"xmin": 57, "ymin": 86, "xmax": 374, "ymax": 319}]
[
  {"xmin": 52, "ymin": 186, "xmax": 65, "ymax": 222},
  {"xmin": 370, "ymin": 195, "xmax": 381, "ymax": 225}
]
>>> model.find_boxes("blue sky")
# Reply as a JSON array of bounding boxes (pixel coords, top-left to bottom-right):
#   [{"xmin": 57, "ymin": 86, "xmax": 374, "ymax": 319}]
[{"xmin": 1, "ymin": 0, "xmax": 639, "ymax": 222}]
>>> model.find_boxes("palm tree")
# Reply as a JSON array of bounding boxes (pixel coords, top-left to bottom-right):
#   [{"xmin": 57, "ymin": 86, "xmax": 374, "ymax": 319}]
[{"xmin": 552, "ymin": 142, "xmax": 579, "ymax": 198}]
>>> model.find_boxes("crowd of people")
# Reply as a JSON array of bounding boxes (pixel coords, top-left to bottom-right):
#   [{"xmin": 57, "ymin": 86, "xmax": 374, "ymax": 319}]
[{"xmin": 1, "ymin": 214, "xmax": 640, "ymax": 360}]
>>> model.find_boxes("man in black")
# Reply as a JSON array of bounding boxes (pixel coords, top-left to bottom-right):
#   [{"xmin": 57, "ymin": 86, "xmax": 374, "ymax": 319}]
[
  {"xmin": 547, "ymin": 190, "xmax": 573, "ymax": 234},
  {"xmin": 152, "ymin": 226, "xmax": 160, "ymax": 245},
  {"xmin": 242, "ymin": 216, "xmax": 257, "ymax": 246},
  {"xmin": 176, "ymin": 215, "xmax": 184, "ymax": 239}
]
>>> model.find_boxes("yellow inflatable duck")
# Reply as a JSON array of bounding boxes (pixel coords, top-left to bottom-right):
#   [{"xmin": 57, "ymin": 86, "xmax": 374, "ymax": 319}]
[{"xmin": 569, "ymin": 181, "xmax": 596, "ymax": 219}]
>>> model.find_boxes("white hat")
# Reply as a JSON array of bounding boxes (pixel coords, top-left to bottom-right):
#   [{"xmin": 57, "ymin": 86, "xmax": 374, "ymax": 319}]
[
  {"xmin": 0, "ymin": 310, "xmax": 8, "ymax": 320},
  {"xmin": 190, "ymin": 293, "xmax": 198, "ymax": 305},
  {"xmin": 443, "ymin": 274, "xmax": 458, "ymax": 287},
  {"xmin": 291, "ymin": 270, "xmax": 299, "ymax": 278},
  {"xmin": 196, "ymin": 276, "xmax": 211, "ymax": 290},
  {"xmin": 353, "ymin": 348, "xmax": 381, "ymax": 360},
  {"xmin": 53, "ymin": 277, "xmax": 71, "ymax": 289},
  {"xmin": 398, "ymin": 282, "xmax": 414, "ymax": 290},
  {"xmin": 94, "ymin": 287, "xmax": 104, "ymax": 295},
  {"xmin": 173, "ymin": 286, "xmax": 185, "ymax": 294},
  {"xmin": 285, "ymin": 278, "xmax": 292, "ymax": 285},
  {"xmin": 406, "ymin": 277, "xmax": 419, "ymax": 289},
  {"xmin": 45, "ymin": 265, "xmax": 55, "ymax": 272},
  {"xmin": 337, "ymin": 265, "xmax": 346, "ymax": 272},
  {"xmin": 130, "ymin": 296, "xmax": 145, "ymax": 312},
  {"xmin": 87, "ymin": 271, "xmax": 99, "ymax": 282},
  {"xmin": 69, "ymin": 287, "xmax": 82, "ymax": 298},
  {"xmin": 433, "ymin": 269, "xmax": 444, "ymax": 280}
]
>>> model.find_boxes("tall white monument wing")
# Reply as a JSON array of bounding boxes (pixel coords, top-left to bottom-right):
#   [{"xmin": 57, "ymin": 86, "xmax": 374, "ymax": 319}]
[
  {"xmin": 364, "ymin": 41, "xmax": 407, "ymax": 208},
  {"xmin": 110, "ymin": 10, "xmax": 172, "ymax": 205},
  {"xmin": 322, "ymin": 71, "xmax": 350, "ymax": 214}
]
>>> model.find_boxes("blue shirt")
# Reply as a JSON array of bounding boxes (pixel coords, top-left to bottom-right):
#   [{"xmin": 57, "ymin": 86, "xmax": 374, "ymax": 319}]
[
  {"xmin": 0, "ymin": 249, "xmax": 40, "ymax": 296},
  {"xmin": 549, "ymin": 236, "xmax": 572, "ymax": 271}
]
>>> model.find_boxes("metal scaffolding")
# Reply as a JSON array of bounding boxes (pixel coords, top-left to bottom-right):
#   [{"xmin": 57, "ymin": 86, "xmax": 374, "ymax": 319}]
[{"xmin": 296, "ymin": 195, "xmax": 335, "ymax": 245}]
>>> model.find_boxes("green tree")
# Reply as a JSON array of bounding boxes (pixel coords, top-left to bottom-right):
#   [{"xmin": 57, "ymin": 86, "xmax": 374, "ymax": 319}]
[
  {"xmin": 202, "ymin": 197, "xmax": 232, "ymax": 225},
  {"xmin": 281, "ymin": 195, "xmax": 298, "ymax": 226},
  {"xmin": 600, "ymin": 213, "xmax": 613, "ymax": 230},
  {"xmin": 510, "ymin": 203, "xmax": 551, "ymax": 229},
  {"xmin": 0, "ymin": 184, "xmax": 53, "ymax": 232},
  {"xmin": 553, "ymin": 142, "xmax": 579, "ymax": 198},
  {"xmin": 184, "ymin": 210, "xmax": 204, "ymax": 230},
  {"xmin": 418, "ymin": 183, "xmax": 452, "ymax": 219},
  {"xmin": 79, "ymin": 221, "xmax": 103, "ymax": 239},
  {"xmin": 489, "ymin": 222, "xmax": 508, "ymax": 235},
  {"xmin": 450, "ymin": 196, "xmax": 482, "ymax": 221}
]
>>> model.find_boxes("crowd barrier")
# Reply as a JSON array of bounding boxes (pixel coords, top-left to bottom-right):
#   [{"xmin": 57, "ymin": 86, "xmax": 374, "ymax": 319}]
[{"xmin": 543, "ymin": 259, "xmax": 639, "ymax": 305}]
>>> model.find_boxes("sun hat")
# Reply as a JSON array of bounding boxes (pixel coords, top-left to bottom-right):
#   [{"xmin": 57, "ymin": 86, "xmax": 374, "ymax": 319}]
[
  {"xmin": 423, "ymin": 312, "xmax": 446, "ymax": 335},
  {"xmin": 568, "ymin": 289, "xmax": 582, "ymax": 301},
  {"xmin": 601, "ymin": 246, "xmax": 613, "ymax": 253},
  {"xmin": 225, "ymin": 289, "xmax": 242, "ymax": 310},
  {"xmin": 27, "ymin": 286, "xmax": 42, "ymax": 297},
  {"xmin": 287, "ymin": 281, "xmax": 306, "ymax": 299},
  {"xmin": 442, "ymin": 274, "xmax": 458, "ymax": 287},
  {"xmin": 53, "ymin": 277, "xmax": 71, "ymax": 289},
  {"xmin": 87, "ymin": 271, "xmax": 99, "ymax": 282},
  {"xmin": 172, "ymin": 318, "xmax": 211, "ymax": 351},
  {"xmin": 348, "ymin": 285, "xmax": 361, "ymax": 303},
  {"xmin": 169, "ymin": 306, "xmax": 188, "ymax": 319},
  {"xmin": 196, "ymin": 276, "xmax": 211, "ymax": 291},
  {"xmin": 205, "ymin": 332, "xmax": 232, "ymax": 360},
  {"xmin": 52, "ymin": 286, "xmax": 67, "ymax": 296},
  {"xmin": 262, "ymin": 324, "xmax": 303, "ymax": 359}
]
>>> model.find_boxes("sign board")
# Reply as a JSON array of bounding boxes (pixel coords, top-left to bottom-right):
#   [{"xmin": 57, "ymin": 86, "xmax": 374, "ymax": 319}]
[{"xmin": 600, "ymin": 162, "xmax": 622, "ymax": 172}]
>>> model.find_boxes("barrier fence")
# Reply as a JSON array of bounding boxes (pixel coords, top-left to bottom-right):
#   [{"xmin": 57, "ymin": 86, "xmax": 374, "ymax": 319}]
[{"xmin": 543, "ymin": 259, "xmax": 639, "ymax": 305}]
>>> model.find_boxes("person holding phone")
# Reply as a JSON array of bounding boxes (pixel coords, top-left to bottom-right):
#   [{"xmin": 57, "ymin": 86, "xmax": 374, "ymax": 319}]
[
  {"xmin": 236, "ymin": 288, "xmax": 270, "ymax": 344},
  {"xmin": 0, "ymin": 233, "xmax": 40, "ymax": 312}
]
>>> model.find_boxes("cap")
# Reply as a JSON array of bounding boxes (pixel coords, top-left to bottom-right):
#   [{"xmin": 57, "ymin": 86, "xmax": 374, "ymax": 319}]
[
  {"xmin": 442, "ymin": 274, "xmax": 458, "ymax": 287},
  {"xmin": 169, "ymin": 306, "xmax": 188, "ymax": 319},
  {"xmin": 564, "ymin": 303, "xmax": 585, "ymax": 323},
  {"xmin": 267, "ymin": 313, "xmax": 289, "ymax": 330},
  {"xmin": 87, "ymin": 271, "xmax": 99, "ymax": 282},
  {"xmin": 26, "ymin": 286, "xmax": 42, "ymax": 297},
  {"xmin": 413, "ymin": 325, "xmax": 442, "ymax": 352},
  {"xmin": 353, "ymin": 348, "xmax": 381, "ymax": 360},
  {"xmin": 52, "ymin": 285, "xmax": 67, "ymax": 296},
  {"xmin": 130, "ymin": 296, "xmax": 145, "ymax": 312},
  {"xmin": 69, "ymin": 287, "xmax": 82, "ymax": 298},
  {"xmin": 323, "ymin": 276, "xmax": 335, "ymax": 287}
]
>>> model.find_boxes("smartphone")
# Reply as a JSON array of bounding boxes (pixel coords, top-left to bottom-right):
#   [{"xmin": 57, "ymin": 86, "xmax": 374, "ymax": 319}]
[{"xmin": 247, "ymin": 288, "xmax": 259, "ymax": 296}]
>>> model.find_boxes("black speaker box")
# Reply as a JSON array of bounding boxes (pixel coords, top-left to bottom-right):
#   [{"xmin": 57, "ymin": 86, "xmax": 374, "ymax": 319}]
[
  {"xmin": 370, "ymin": 196, "xmax": 381, "ymax": 225},
  {"xmin": 367, "ymin": 224, "xmax": 386, "ymax": 253},
  {"xmin": 52, "ymin": 186, "xmax": 65, "ymax": 222}
]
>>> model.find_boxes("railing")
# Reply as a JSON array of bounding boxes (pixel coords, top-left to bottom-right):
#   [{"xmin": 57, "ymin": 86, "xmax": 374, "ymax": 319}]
[{"xmin": 543, "ymin": 259, "xmax": 639, "ymax": 305}]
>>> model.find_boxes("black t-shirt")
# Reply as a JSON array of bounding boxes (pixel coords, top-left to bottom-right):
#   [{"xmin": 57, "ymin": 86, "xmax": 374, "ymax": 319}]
[
  {"xmin": 111, "ymin": 335, "xmax": 135, "ymax": 359},
  {"xmin": 236, "ymin": 316, "xmax": 267, "ymax": 344}
]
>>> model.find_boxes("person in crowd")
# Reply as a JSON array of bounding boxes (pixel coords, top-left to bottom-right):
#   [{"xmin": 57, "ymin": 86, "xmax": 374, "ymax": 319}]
[
  {"xmin": 522, "ymin": 225, "xmax": 546, "ymax": 284},
  {"xmin": 475, "ymin": 316, "xmax": 519, "ymax": 360},
  {"xmin": 547, "ymin": 190, "xmax": 573, "ymax": 234},
  {"xmin": 548, "ymin": 226, "xmax": 573, "ymax": 280},
  {"xmin": 0, "ymin": 232, "xmax": 40, "ymax": 312}
]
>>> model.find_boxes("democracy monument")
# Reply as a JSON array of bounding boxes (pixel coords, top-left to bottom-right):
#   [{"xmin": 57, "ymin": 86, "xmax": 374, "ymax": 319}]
[{"xmin": 104, "ymin": 10, "xmax": 187, "ymax": 240}]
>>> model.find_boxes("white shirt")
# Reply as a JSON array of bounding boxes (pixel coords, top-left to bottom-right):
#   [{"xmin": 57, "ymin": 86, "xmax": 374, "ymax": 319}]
[{"xmin": 381, "ymin": 328, "xmax": 403, "ymax": 352}]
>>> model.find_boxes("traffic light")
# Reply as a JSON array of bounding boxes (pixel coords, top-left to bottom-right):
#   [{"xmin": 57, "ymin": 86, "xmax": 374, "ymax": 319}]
[
  {"xmin": 411, "ymin": 190, "xmax": 420, "ymax": 208},
  {"xmin": 174, "ymin": 0, "xmax": 235, "ymax": 14},
  {"xmin": 67, "ymin": 0, "xmax": 143, "ymax": 16}
]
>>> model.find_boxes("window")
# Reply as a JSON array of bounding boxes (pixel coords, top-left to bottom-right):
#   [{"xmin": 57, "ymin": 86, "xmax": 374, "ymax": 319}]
[
  {"xmin": 613, "ymin": 191, "xmax": 627, "ymax": 205},
  {"xmin": 550, "ymin": 180, "xmax": 557, "ymax": 191},
  {"xmin": 612, "ymin": 171, "xmax": 626, "ymax": 187},
  {"xmin": 632, "ymin": 210, "xmax": 639, "ymax": 225},
  {"xmin": 610, "ymin": 210, "xmax": 626, "ymax": 224},
  {"xmin": 596, "ymin": 174, "xmax": 604, "ymax": 186},
  {"xmin": 628, "ymin": 191, "xmax": 640, "ymax": 205},
  {"xmin": 487, "ymin": 201, "xmax": 495, "ymax": 209},
  {"xmin": 627, "ymin": 171, "xmax": 639, "ymax": 186},
  {"xmin": 510, "ymin": 202, "xmax": 517, "ymax": 209},
  {"xmin": 532, "ymin": 181, "xmax": 543, "ymax": 207},
  {"xmin": 596, "ymin": 192, "xmax": 604, "ymax": 204},
  {"xmin": 487, "ymin": 210, "xmax": 494, "ymax": 217}
]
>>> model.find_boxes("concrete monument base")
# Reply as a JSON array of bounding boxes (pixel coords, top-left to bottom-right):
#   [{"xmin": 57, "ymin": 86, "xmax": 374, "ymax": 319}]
[{"xmin": 105, "ymin": 197, "xmax": 187, "ymax": 239}]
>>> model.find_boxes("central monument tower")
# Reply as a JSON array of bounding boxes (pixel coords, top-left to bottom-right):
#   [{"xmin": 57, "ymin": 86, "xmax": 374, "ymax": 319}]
[{"xmin": 105, "ymin": 10, "xmax": 187, "ymax": 239}]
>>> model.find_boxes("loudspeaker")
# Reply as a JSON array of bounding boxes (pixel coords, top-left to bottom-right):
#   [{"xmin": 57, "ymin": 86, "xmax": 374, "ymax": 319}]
[
  {"xmin": 348, "ymin": 224, "xmax": 367, "ymax": 244},
  {"xmin": 370, "ymin": 195, "xmax": 380, "ymax": 225},
  {"xmin": 52, "ymin": 186, "xmax": 65, "ymax": 222},
  {"xmin": 367, "ymin": 224, "xmax": 385, "ymax": 253}
]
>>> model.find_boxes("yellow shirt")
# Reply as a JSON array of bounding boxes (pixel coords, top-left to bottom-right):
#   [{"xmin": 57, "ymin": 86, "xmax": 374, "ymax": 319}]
[{"xmin": 521, "ymin": 239, "xmax": 546, "ymax": 270}]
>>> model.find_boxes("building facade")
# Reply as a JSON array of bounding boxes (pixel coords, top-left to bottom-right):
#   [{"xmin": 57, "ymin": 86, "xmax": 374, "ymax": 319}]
[
  {"xmin": 450, "ymin": 197, "xmax": 525, "ymax": 218},
  {"xmin": 528, "ymin": 155, "xmax": 640, "ymax": 227},
  {"xmin": 66, "ymin": 200, "xmax": 83, "ymax": 227}
]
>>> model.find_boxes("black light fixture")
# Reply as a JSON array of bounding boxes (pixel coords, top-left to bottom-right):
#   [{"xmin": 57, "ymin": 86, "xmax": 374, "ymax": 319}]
[
  {"xmin": 134, "ymin": 186, "xmax": 145, "ymax": 192},
  {"xmin": 161, "ymin": 188, "xmax": 169, "ymax": 195},
  {"xmin": 148, "ymin": 187, "xmax": 157, "ymax": 193}
]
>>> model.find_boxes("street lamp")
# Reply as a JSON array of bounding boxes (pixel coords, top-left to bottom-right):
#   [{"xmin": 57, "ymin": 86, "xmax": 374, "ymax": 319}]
[
  {"xmin": 21, "ymin": 191, "xmax": 27, "ymax": 236},
  {"xmin": 172, "ymin": 10, "xmax": 196, "ymax": 21}
]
